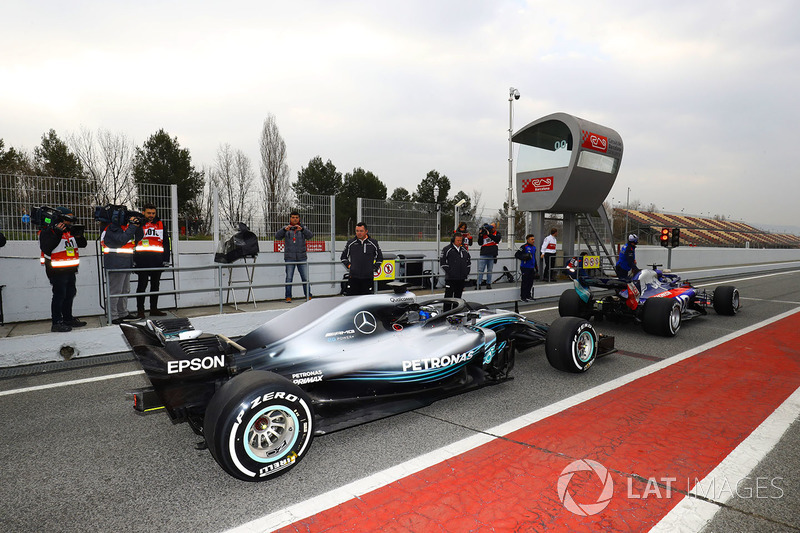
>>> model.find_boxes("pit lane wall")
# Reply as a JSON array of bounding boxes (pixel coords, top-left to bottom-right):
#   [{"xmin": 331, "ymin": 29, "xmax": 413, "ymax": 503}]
[{"xmin": 1, "ymin": 241, "xmax": 799, "ymax": 324}]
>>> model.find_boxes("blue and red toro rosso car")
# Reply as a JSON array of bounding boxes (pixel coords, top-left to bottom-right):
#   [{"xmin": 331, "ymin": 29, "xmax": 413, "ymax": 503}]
[
  {"xmin": 121, "ymin": 283, "xmax": 616, "ymax": 481},
  {"xmin": 559, "ymin": 265, "xmax": 740, "ymax": 336}
]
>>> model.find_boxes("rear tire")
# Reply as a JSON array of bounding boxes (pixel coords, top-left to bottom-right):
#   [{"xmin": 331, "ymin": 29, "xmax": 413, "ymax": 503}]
[
  {"xmin": 545, "ymin": 317, "xmax": 598, "ymax": 373},
  {"xmin": 713, "ymin": 286, "xmax": 740, "ymax": 315},
  {"xmin": 203, "ymin": 370, "xmax": 314, "ymax": 482},
  {"xmin": 558, "ymin": 289, "xmax": 593, "ymax": 319},
  {"xmin": 642, "ymin": 298, "xmax": 682, "ymax": 337}
]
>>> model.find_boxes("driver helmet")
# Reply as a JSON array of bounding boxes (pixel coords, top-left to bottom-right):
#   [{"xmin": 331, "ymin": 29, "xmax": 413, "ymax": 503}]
[
  {"xmin": 418, "ymin": 310, "xmax": 431, "ymax": 321},
  {"xmin": 628, "ymin": 234, "xmax": 638, "ymax": 244}
]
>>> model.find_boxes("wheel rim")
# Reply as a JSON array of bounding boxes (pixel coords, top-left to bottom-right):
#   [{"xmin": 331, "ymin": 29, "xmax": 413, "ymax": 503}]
[
  {"xmin": 576, "ymin": 330, "xmax": 595, "ymax": 363},
  {"xmin": 244, "ymin": 405, "xmax": 299, "ymax": 462},
  {"xmin": 732, "ymin": 290, "xmax": 740, "ymax": 311},
  {"xmin": 669, "ymin": 304, "xmax": 681, "ymax": 332}
]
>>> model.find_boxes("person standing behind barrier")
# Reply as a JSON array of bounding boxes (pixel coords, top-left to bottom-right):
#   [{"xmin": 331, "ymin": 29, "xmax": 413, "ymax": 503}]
[
  {"xmin": 454, "ymin": 222, "xmax": 473, "ymax": 251},
  {"xmin": 341, "ymin": 222, "xmax": 383, "ymax": 296},
  {"xmin": 134, "ymin": 203, "xmax": 171, "ymax": 319},
  {"xmin": 441, "ymin": 232, "xmax": 471, "ymax": 303},
  {"xmin": 515, "ymin": 234, "xmax": 537, "ymax": 302},
  {"xmin": 102, "ymin": 213, "xmax": 141, "ymax": 324},
  {"xmin": 476, "ymin": 222, "xmax": 501, "ymax": 289},
  {"xmin": 540, "ymin": 227, "xmax": 558, "ymax": 282},
  {"xmin": 275, "ymin": 210, "xmax": 313, "ymax": 303},
  {"xmin": 39, "ymin": 207, "xmax": 87, "ymax": 332}
]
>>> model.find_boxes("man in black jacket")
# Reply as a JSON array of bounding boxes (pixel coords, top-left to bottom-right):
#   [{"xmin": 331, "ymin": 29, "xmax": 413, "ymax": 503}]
[
  {"xmin": 476, "ymin": 222, "xmax": 501, "ymax": 289},
  {"xmin": 134, "ymin": 204, "xmax": 171, "ymax": 318},
  {"xmin": 341, "ymin": 222, "xmax": 383, "ymax": 296},
  {"xmin": 440, "ymin": 232, "xmax": 471, "ymax": 304},
  {"xmin": 39, "ymin": 206, "xmax": 88, "ymax": 332}
]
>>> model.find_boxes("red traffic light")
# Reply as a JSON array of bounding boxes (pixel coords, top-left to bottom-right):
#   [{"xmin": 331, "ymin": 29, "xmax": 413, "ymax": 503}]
[{"xmin": 660, "ymin": 228, "xmax": 670, "ymax": 247}]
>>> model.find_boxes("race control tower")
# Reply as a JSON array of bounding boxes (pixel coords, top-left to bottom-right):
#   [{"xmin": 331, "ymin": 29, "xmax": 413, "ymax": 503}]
[{"xmin": 512, "ymin": 112, "xmax": 624, "ymax": 272}]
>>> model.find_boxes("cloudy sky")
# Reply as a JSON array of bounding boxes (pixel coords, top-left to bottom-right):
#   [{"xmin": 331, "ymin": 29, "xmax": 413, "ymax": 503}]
[{"xmin": 2, "ymin": 1, "xmax": 798, "ymax": 229}]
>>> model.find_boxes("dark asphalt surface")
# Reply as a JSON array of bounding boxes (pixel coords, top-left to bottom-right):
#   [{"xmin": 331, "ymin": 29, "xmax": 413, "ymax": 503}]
[{"xmin": 0, "ymin": 270, "xmax": 798, "ymax": 533}]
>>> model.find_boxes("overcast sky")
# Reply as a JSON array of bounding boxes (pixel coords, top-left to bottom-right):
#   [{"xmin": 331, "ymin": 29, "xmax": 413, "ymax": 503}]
[{"xmin": 2, "ymin": 1, "xmax": 798, "ymax": 229}]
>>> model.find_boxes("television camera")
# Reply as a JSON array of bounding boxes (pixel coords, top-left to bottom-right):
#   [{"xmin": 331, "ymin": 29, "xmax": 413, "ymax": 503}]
[
  {"xmin": 93, "ymin": 204, "xmax": 145, "ymax": 227},
  {"xmin": 31, "ymin": 205, "xmax": 85, "ymax": 237}
]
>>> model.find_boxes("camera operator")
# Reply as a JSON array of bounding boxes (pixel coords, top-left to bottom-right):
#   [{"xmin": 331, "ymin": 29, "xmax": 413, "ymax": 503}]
[
  {"xmin": 133, "ymin": 203, "xmax": 171, "ymax": 318},
  {"xmin": 38, "ymin": 206, "xmax": 88, "ymax": 332},
  {"xmin": 476, "ymin": 222, "xmax": 501, "ymax": 289},
  {"xmin": 275, "ymin": 210, "xmax": 313, "ymax": 303},
  {"xmin": 100, "ymin": 209, "xmax": 141, "ymax": 324}
]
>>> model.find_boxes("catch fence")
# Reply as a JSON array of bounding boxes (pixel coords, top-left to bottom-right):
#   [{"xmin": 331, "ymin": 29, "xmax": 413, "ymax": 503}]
[{"xmin": 0, "ymin": 173, "xmax": 174, "ymax": 240}]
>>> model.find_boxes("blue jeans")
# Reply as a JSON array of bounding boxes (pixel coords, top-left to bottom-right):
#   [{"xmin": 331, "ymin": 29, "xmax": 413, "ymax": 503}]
[
  {"xmin": 477, "ymin": 256, "xmax": 494, "ymax": 286},
  {"xmin": 285, "ymin": 262, "xmax": 309, "ymax": 298}
]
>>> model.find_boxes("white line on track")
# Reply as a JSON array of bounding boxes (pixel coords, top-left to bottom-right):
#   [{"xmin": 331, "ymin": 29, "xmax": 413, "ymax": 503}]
[
  {"xmin": 0, "ymin": 370, "xmax": 144, "ymax": 397},
  {"xmin": 225, "ymin": 306, "xmax": 800, "ymax": 533},
  {"xmin": 694, "ymin": 269, "xmax": 798, "ymax": 288}
]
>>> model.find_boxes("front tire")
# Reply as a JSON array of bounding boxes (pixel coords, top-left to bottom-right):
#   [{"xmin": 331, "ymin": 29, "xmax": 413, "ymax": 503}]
[
  {"xmin": 545, "ymin": 317, "xmax": 598, "ymax": 373},
  {"xmin": 203, "ymin": 370, "xmax": 314, "ymax": 482},
  {"xmin": 642, "ymin": 298, "xmax": 682, "ymax": 337},
  {"xmin": 713, "ymin": 286, "xmax": 740, "ymax": 315},
  {"xmin": 558, "ymin": 289, "xmax": 593, "ymax": 319}
]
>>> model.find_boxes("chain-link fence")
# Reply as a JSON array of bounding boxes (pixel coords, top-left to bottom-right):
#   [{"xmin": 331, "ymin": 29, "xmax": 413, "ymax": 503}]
[
  {"xmin": 358, "ymin": 199, "xmax": 518, "ymax": 244},
  {"xmin": 0, "ymin": 174, "xmax": 173, "ymax": 241},
  {"xmin": 217, "ymin": 193, "xmax": 334, "ymax": 245},
  {"xmin": 360, "ymin": 198, "xmax": 438, "ymax": 241}
]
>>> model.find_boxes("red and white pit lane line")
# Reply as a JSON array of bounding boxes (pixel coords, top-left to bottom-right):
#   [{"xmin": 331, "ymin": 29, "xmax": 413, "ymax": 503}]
[{"xmin": 227, "ymin": 307, "xmax": 800, "ymax": 533}]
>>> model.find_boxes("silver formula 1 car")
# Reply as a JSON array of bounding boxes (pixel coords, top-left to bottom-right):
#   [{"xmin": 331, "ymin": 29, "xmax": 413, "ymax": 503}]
[{"xmin": 122, "ymin": 283, "xmax": 615, "ymax": 481}]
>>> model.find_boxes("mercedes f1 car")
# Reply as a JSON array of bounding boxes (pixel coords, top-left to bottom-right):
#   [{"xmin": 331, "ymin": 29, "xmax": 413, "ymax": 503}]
[
  {"xmin": 121, "ymin": 284, "xmax": 616, "ymax": 482},
  {"xmin": 559, "ymin": 265, "xmax": 740, "ymax": 337}
]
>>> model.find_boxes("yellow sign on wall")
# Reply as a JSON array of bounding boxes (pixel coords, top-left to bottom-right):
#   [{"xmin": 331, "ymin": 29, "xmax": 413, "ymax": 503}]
[{"xmin": 373, "ymin": 260, "xmax": 396, "ymax": 280}]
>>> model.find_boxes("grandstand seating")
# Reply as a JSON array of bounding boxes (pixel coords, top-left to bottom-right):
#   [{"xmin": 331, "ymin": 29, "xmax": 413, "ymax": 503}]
[{"xmin": 618, "ymin": 210, "xmax": 800, "ymax": 248}]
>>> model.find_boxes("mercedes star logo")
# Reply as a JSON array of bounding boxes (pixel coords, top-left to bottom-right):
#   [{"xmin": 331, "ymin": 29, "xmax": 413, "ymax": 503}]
[{"xmin": 354, "ymin": 311, "xmax": 377, "ymax": 334}]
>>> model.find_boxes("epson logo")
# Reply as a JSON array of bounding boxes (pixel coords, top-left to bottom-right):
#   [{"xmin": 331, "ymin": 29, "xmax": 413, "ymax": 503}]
[{"xmin": 167, "ymin": 355, "xmax": 225, "ymax": 374}]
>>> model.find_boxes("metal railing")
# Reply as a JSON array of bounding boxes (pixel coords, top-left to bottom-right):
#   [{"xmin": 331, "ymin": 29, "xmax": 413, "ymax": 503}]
[{"xmin": 102, "ymin": 254, "xmax": 530, "ymax": 322}]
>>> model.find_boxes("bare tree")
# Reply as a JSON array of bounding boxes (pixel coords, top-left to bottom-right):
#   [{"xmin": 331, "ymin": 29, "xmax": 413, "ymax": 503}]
[
  {"xmin": 211, "ymin": 144, "xmax": 255, "ymax": 231},
  {"xmin": 68, "ymin": 127, "xmax": 136, "ymax": 206},
  {"xmin": 259, "ymin": 114, "xmax": 293, "ymax": 235}
]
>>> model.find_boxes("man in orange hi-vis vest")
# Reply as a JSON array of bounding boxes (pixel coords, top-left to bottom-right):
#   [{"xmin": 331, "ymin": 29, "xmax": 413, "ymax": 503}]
[
  {"xmin": 39, "ymin": 206, "xmax": 88, "ymax": 332},
  {"xmin": 133, "ymin": 203, "xmax": 171, "ymax": 319}
]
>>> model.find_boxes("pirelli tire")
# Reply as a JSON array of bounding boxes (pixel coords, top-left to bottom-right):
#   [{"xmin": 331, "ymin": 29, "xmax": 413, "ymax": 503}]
[
  {"xmin": 642, "ymin": 297, "xmax": 682, "ymax": 337},
  {"xmin": 713, "ymin": 285, "xmax": 740, "ymax": 315},
  {"xmin": 203, "ymin": 370, "xmax": 314, "ymax": 482},
  {"xmin": 558, "ymin": 289, "xmax": 593, "ymax": 319},
  {"xmin": 545, "ymin": 317, "xmax": 598, "ymax": 373}
]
